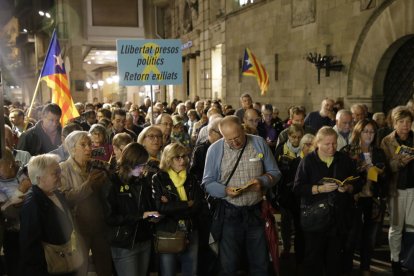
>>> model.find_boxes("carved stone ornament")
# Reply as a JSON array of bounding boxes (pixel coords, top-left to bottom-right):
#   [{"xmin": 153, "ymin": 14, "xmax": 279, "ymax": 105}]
[{"xmin": 292, "ymin": 0, "xmax": 316, "ymax": 28}]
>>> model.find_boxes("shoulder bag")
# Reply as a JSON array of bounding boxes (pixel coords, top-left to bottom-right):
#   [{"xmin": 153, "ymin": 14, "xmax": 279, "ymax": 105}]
[
  {"xmin": 210, "ymin": 141, "xmax": 247, "ymax": 241},
  {"xmin": 42, "ymin": 199, "xmax": 83, "ymax": 274},
  {"xmin": 42, "ymin": 231, "xmax": 83, "ymax": 274},
  {"xmin": 300, "ymin": 162, "xmax": 339, "ymax": 232},
  {"xmin": 154, "ymin": 230, "xmax": 188, "ymax": 254}
]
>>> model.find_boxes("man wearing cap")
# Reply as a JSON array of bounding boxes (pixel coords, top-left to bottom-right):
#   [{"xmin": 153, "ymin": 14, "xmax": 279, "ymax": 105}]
[{"xmin": 170, "ymin": 115, "xmax": 192, "ymax": 148}]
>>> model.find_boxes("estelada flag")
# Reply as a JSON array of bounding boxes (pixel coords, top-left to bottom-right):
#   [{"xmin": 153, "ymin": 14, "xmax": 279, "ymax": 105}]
[
  {"xmin": 40, "ymin": 30, "xmax": 79, "ymax": 125},
  {"xmin": 242, "ymin": 48, "xmax": 269, "ymax": 96}
]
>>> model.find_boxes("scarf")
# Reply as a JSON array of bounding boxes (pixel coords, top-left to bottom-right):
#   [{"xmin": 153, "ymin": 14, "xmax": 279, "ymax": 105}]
[
  {"xmin": 319, "ymin": 155, "xmax": 334, "ymax": 168},
  {"xmin": 167, "ymin": 169, "xmax": 188, "ymax": 201},
  {"xmin": 284, "ymin": 140, "xmax": 301, "ymax": 158}
]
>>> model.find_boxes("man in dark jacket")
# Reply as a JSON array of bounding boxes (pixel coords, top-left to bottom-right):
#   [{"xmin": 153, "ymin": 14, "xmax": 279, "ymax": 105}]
[{"xmin": 17, "ymin": 104, "xmax": 62, "ymax": 156}]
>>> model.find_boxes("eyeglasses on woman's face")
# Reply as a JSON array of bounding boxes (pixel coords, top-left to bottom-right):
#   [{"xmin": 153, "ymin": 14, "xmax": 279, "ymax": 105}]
[
  {"xmin": 173, "ymin": 155, "xmax": 186, "ymax": 161},
  {"xmin": 146, "ymin": 134, "xmax": 163, "ymax": 141}
]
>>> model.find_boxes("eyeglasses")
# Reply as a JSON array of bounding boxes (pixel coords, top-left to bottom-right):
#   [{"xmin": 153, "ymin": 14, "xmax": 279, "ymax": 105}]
[
  {"xmin": 211, "ymin": 129, "xmax": 222, "ymax": 136},
  {"xmin": 362, "ymin": 130, "xmax": 376, "ymax": 135},
  {"xmin": 173, "ymin": 155, "xmax": 186, "ymax": 161},
  {"xmin": 77, "ymin": 141, "xmax": 92, "ymax": 148},
  {"xmin": 247, "ymin": 119, "xmax": 261, "ymax": 124},
  {"xmin": 225, "ymin": 135, "xmax": 242, "ymax": 144},
  {"xmin": 134, "ymin": 163, "xmax": 147, "ymax": 170},
  {"xmin": 303, "ymin": 143, "xmax": 313, "ymax": 147},
  {"xmin": 161, "ymin": 122, "xmax": 173, "ymax": 127},
  {"xmin": 146, "ymin": 134, "xmax": 162, "ymax": 141}
]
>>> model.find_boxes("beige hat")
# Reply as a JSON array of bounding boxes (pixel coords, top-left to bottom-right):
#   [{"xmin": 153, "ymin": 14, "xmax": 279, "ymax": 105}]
[{"xmin": 172, "ymin": 115, "xmax": 184, "ymax": 126}]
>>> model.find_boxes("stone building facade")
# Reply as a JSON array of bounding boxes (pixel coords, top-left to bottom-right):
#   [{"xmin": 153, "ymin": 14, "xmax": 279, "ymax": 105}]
[{"xmin": 166, "ymin": 0, "xmax": 414, "ymax": 115}]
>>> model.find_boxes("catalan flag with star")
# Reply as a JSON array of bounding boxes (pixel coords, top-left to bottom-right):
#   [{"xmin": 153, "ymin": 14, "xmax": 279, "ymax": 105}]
[
  {"xmin": 242, "ymin": 48, "xmax": 269, "ymax": 96},
  {"xmin": 40, "ymin": 30, "xmax": 79, "ymax": 125}
]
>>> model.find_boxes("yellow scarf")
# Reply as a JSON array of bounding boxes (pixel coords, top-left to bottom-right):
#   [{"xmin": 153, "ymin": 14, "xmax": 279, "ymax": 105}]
[
  {"xmin": 319, "ymin": 156, "xmax": 334, "ymax": 168},
  {"xmin": 167, "ymin": 169, "xmax": 188, "ymax": 201}
]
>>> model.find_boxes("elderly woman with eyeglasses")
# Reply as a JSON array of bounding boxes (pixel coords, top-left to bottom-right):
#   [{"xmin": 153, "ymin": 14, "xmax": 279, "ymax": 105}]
[
  {"xmin": 20, "ymin": 154, "xmax": 78, "ymax": 276},
  {"xmin": 380, "ymin": 106, "xmax": 414, "ymax": 274},
  {"xmin": 102, "ymin": 142, "xmax": 159, "ymax": 276},
  {"xmin": 138, "ymin": 126, "xmax": 163, "ymax": 161},
  {"xmin": 59, "ymin": 131, "xmax": 112, "ymax": 276},
  {"xmin": 152, "ymin": 143, "xmax": 203, "ymax": 276}
]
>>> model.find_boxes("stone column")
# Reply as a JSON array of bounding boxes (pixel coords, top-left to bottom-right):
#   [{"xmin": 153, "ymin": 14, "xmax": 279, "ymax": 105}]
[{"xmin": 189, "ymin": 54, "xmax": 197, "ymax": 100}]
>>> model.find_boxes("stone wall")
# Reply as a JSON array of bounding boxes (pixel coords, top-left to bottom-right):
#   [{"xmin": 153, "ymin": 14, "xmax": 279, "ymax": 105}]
[{"xmin": 166, "ymin": 0, "xmax": 413, "ymax": 116}]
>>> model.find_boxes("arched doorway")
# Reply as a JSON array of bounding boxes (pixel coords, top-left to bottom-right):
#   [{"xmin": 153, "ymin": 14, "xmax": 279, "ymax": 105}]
[
  {"xmin": 382, "ymin": 36, "xmax": 414, "ymax": 113},
  {"xmin": 347, "ymin": 0, "xmax": 414, "ymax": 112},
  {"xmin": 375, "ymin": 35, "xmax": 414, "ymax": 113}
]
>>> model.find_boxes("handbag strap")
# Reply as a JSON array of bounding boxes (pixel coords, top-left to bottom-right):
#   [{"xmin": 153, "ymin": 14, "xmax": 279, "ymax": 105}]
[{"xmin": 224, "ymin": 139, "xmax": 247, "ymax": 186}]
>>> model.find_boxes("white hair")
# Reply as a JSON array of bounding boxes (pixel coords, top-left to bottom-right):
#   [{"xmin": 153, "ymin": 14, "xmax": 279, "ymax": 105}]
[
  {"xmin": 64, "ymin": 131, "xmax": 90, "ymax": 158},
  {"xmin": 28, "ymin": 154, "xmax": 60, "ymax": 185}
]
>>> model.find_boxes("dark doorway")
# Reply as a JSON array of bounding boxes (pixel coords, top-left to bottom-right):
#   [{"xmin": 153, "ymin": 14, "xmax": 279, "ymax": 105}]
[{"xmin": 383, "ymin": 36, "xmax": 414, "ymax": 113}]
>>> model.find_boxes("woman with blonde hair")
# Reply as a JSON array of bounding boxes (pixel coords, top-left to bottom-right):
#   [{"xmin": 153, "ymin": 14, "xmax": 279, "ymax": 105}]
[
  {"xmin": 293, "ymin": 126, "xmax": 357, "ymax": 276},
  {"xmin": 152, "ymin": 143, "xmax": 203, "ymax": 276}
]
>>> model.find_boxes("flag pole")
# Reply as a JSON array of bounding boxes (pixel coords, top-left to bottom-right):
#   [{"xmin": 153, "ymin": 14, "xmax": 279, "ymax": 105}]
[
  {"xmin": 26, "ymin": 74, "xmax": 42, "ymax": 119},
  {"xmin": 24, "ymin": 29, "xmax": 57, "ymax": 130},
  {"xmin": 150, "ymin": 85, "xmax": 154, "ymax": 124}
]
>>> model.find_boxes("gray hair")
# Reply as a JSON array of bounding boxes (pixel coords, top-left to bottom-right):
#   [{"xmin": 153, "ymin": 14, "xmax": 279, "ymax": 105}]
[
  {"xmin": 208, "ymin": 117, "xmax": 223, "ymax": 133},
  {"xmin": 137, "ymin": 125, "xmax": 162, "ymax": 145},
  {"xmin": 28, "ymin": 154, "xmax": 60, "ymax": 185},
  {"xmin": 335, "ymin": 109, "xmax": 352, "ymax": 120},
  {"xmin": 372, "ymin": 112, "xmax": 385, "ymax": 121},
  {"xmin": 65, "ymin": 130, "xmax": 90, "ymax": 157},
  {"xmin": 351, "ymin": 103, "xmax": 366, "ymax": 114},
  {"xmin": 89, "ymin": 124, "xmax": 108, "ymax": 144},
  {"xmin": 299, "ymin": 134, "xmax": 315, "ymax": 150},
  {"xmin": 155, "ymin": 113, "xmax": 172, "ymax": 124},
  {"xmin": 125, "ymin": 112, "xmax": 133, "ymax": 121}
]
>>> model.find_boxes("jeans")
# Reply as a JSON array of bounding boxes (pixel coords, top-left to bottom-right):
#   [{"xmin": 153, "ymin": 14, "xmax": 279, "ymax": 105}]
[
  {"xmin": 111, "ymin": 240, "xmax": 151, "ymax": 276},
  {"xmin": 220, "ymin": 202, "xmax": 268, "ymax": 276},
  {"xmin": 159, "ymin": 231, "xmax": 198, "ymax": 276}
]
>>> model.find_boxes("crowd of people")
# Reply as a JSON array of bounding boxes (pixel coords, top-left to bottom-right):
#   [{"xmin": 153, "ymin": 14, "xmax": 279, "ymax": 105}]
[{"xmin": 0, "ymin": 93, "xmax": 414, "ymax": 276}]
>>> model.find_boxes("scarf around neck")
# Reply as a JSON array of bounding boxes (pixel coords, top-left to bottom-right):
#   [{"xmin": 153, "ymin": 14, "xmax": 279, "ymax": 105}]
[{"xmin": 167, "ymin": 169, "xmax": 188, "ymax": 201}]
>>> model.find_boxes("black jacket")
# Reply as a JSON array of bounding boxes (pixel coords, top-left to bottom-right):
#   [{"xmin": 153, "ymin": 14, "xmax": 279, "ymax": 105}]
[
  {"xmin": 293, "ymin": 150, "xmax": 358, "ymax": 233},
  {"xmin": 17, "ymin": 121, "xmax": 62, "ymax": 156},
  {"xmin": 189, "ymin": 140, "xmax": 211, "ymax": 183},
  {"xmin": 20, "ymin": 186, "xmax": 73, "ymax": 276},
  {"xmin": 340, "ymin": 144, "xmax": 389, "ymax": 198},
  {"xmin": 152, "ymin": 171, "xmax": 203, "ymax": 233},
  {"xmin": 102, "ymin": 174, "xmax": 154, "ymax": 248}
]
